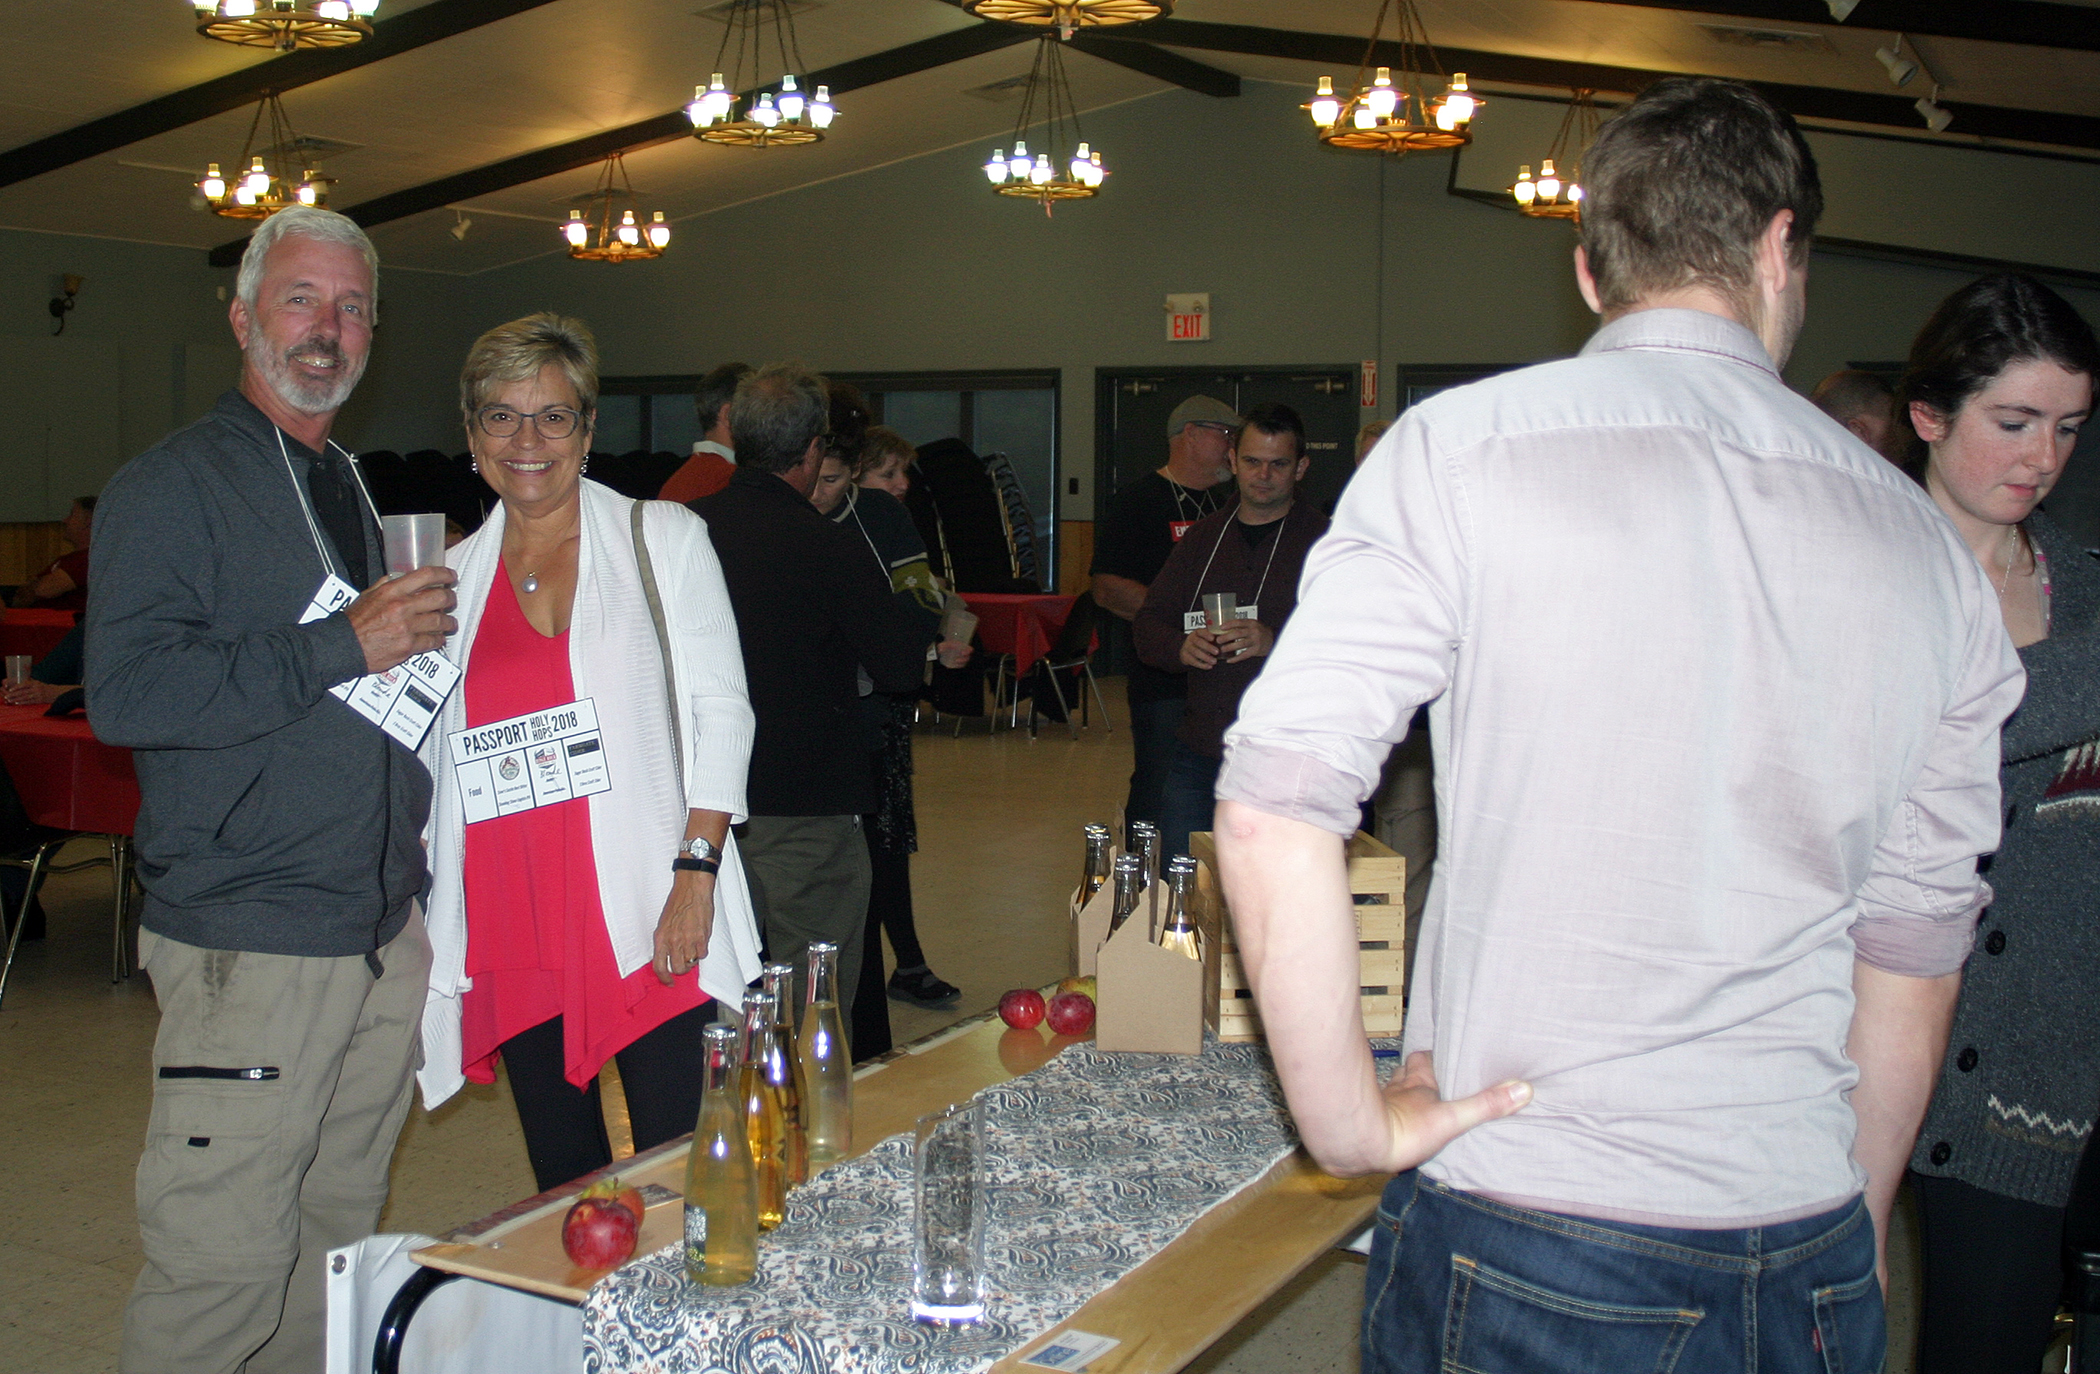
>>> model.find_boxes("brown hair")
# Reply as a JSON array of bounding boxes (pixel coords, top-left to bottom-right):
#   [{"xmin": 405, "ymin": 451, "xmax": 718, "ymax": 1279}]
[
  {"xmin": 459, "ymin": 312, "xmax": 599, "ymax": 420},
  {"xmin": 856, "ymin": 425, "xmax": 915, "ymax": 480},
  {"xmin": 1579, "ymin": 78, "xmax": 1822, "ymax": 317}
]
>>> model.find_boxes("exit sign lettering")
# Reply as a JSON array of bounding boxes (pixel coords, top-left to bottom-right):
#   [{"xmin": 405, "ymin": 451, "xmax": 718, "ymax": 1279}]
[{"xmin": 1165, "ymin": 292, "xmax": 1210, "ymax": 342}]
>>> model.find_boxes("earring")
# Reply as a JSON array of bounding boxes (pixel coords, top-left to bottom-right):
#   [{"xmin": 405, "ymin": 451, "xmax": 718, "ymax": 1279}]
[
  {"xmin": 580, "ymin": 455, "xmax": 590, "ymax": 475},
  {"xmin": 470, "ymin": 454, "xmax": 479, "ymax": 474}
]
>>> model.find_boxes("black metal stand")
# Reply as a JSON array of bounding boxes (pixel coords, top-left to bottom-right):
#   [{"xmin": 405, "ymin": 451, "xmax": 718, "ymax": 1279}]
[{"xmin": 372, "ymin": 1266, "xmax": 462, "ymax": 1374}]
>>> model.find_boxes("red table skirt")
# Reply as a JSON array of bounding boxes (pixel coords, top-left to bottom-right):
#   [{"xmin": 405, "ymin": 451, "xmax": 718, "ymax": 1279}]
[
  {"xmin": 960, "ymin": 593, "xmax": 1075, "ymax": 679},
  {"xmin": 0, "ymin": 704, "xmax": 139, "ymax": 835},
  {"xmin": 0, "ymin": 609, "xmax": 76, "ymax": 665}
]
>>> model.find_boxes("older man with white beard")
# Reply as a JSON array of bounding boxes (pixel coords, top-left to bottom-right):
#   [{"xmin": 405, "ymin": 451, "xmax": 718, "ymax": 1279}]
[{"xmin": 86, "ymin": 207, "xmax": 458, "ymax": 1374}]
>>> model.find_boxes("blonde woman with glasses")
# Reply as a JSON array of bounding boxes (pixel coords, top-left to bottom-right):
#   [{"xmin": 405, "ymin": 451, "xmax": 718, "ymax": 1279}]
[{"xmin": 417, "ymin": 313, "xmax": 762, "ymax": 1192}]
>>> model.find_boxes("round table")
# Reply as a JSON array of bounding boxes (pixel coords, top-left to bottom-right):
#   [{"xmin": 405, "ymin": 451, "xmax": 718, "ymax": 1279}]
[
  {"xmin": 0, "ymin": 703, "xmax": 139, "ymax": 835},
  {"xmin": 959, "ymin": 593, "xmax": 1075, "ymax": 680}
]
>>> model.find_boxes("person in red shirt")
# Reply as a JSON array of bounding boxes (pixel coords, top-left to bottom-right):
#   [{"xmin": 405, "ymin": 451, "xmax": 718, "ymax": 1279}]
[
  {"xmin": 657, "ymin": 361, "xmax": 749, "ymax": 504},
  {"xmin": 11, "ymin": 496, "xmax": 93, "ymax": 611}
]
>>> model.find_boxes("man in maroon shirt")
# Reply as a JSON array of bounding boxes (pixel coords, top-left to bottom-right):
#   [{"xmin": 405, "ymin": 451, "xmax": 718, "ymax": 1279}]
[
  {"xmin": 1134, "ymin": 403, "xmax": 1328, "ymax": 859},
  {"xmin": 11, "ymin": 495, "xmax": 93, "ymax": 611}
]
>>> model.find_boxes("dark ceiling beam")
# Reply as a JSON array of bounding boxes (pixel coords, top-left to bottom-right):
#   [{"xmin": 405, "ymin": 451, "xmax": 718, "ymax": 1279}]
[
  {"xmin": 1066, "ymin": 36, "xmax": 1239, "ymax": 97},
  {"xmin": 1575, "ymin": 0, "xmax": 2100, "ymax": 54},
  {"xmin": 0, "ymin": 0, "xmax": 564, "ymax": 192},
  {"xmin": 1102, "ymin": 18, "xmax": 2100, "ymax": 152},
  {"xmin": 209, "ymin": 20, "xmax": 1036, "ymax": 266}
]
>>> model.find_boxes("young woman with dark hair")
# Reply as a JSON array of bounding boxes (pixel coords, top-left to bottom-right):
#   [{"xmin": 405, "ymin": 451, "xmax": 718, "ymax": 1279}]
[{"xmin": 1900, "ymin": 273, "xmax": 2100, "ymax": 1373}]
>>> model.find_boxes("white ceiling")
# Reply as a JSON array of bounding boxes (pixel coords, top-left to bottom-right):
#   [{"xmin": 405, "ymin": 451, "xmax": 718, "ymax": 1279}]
[{"xmin": 1, "ymin": 0, "xmax": 2094, "ymax": 276}]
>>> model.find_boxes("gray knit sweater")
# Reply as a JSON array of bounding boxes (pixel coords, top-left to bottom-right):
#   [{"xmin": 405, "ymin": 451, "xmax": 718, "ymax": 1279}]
[{"xmin": 1910, "ymin": 512, "xmax": 2100, "ymax": 1207}]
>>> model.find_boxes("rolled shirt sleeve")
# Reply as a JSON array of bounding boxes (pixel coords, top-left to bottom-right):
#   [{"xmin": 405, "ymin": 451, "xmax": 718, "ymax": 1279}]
[{"xmin": 1854, "ymin": 594, "xmax": 2025, "ymax": 977}]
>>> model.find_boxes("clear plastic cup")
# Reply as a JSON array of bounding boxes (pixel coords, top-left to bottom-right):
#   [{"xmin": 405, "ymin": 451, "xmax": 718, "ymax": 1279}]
[
  {"xmin": 909, "ymin": 1098, "xmax": 987, "ymax": 1326},
  {"xmin": 4, "ymin": 655, "xmax": 30, "ymax": 688},
  {"xmin": 381, "ymin": 513, "xmax": 447, "ymax": 577}
]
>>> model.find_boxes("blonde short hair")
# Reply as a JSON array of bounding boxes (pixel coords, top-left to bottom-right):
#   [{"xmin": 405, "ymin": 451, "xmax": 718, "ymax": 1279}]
[{"xmin": 459, "ymin": 312, "xmax": 599, "ymax": 421}]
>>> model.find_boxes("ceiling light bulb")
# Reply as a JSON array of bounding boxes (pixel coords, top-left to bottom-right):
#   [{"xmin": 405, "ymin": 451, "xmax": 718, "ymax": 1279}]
[
  {"xmin": 1086, "ymin": 150, "xmax": 1104, "ymax": 185},
  {"xmin": 618, "ymin": 210, "xmax": 639, "ymax": 246},
  {"xmin": 1537, "ymin": 159, "xmax": 1561, "ymax": 201},
  {"xmin": 296, "ymin": 172, "xmax": 322, "ymax": 206},
  {"xmin": 1876, "ymin": 44, "xmax": 1918, "ymax": 87},
  {"xmin": 778, "ymin": 75, "xmax": 805, "ymax": 122},
  {"xmin": 1009, "ymin": 141, "xmax": 1031, "ymax": 181},
  {"xmin": 809, "ymin": 86, "xmax": 835, "ymax": 128},
  {"xmin": 1513, "ymin": 165, "xmax": 1535, "ymax": 206},
  {"xmin": 1310, "ymin": 76, "xmax": 1340, "ymax": 129},
  {"xmin": 316, "ymin": 0, "xmax": 348, "ymax": 19},
  {"xmin": 1366, "ymin": 67, "xmax": 1398, "ymax": 120},
  {"xmin": 647, "ymin": 212, "xmax": 670, "ymax": 248},
  {"xmin": 234, "ymin": 184, "xmax": 258, "ymax": 206},
  {"xmin": 564, "ymin": 212, "xmax": 588, "ymax": 247},
  {"xmin": 1437, "ymin": 74, "xmax": 1477, "ymax": 130},
  {"xmin": 1568, "ymin": 183, "xmax": 1584, "ymax": 203},
  {"xmin": 1030, "ymin": 153, "xmax": 1052, "ymax": 185},
  {"xmin": 1353, "ymin": 101, "xmax": 1378, "ymax": 130},
  {"xmin": 752, "ymin": 93, "xmax": 779, "ymax": 128},
  {"xmin": 985, "ymin": 149, "xmax": 1008, "ymax": 184},
  {"xmin": 200, "ymin": 163, "xmax": 226, "ymax": 201},
  {"xmin": 1916, "ymin": 96, "xmax": 1952, "ymax": 132},
  {"xmin": 244, "ymin": 158, "xmax": 270, "ymax": 197},
  {"xmin": 224, "ymin": 0, "xmax": 255, "ymax": 15},
  {"xmin": 1069, "ymin": 142, "xmax": 1091, "ymax": 183}
]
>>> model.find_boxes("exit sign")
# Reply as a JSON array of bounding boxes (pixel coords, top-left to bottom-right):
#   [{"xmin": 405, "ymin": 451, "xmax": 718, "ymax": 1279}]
[{"xmin": 1166, "ymin": 292, "xmax": 1210, "ymax": 342}]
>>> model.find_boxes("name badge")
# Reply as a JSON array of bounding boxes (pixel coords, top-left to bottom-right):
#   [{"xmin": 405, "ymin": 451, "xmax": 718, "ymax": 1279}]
[
  {"xmin": 1168, "ymin": 519, "xmax": 1195, "ymax": 542},
  {"xmin": 1183, "ymin": 604, "xmax": 1260, "ymax": 633},
  {"xmin": 299, "ymin": 575, "xmax": 461, "ymax": 751},
  {"xmin": 446, "ymin": 698, "xmax": 612, "ymax": 824}
]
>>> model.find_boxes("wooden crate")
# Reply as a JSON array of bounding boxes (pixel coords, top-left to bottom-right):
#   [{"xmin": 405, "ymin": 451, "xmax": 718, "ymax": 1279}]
[{"xmin": 1189, "ymin": 830, "xmax": 1407, "ymax": 1044}]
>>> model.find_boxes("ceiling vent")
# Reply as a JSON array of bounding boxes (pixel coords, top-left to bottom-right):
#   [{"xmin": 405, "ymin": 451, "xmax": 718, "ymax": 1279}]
[
  {"xmin": 963, "ymin": 73, "xmax": 1033, "ymax": 102},
  {"xmin": 1699, "ymin": 23, "xmax": 1835, "ymax": 53},
  {"xmin": 256, "ymin": 134, "xmax": 364, "ymax": 164}
]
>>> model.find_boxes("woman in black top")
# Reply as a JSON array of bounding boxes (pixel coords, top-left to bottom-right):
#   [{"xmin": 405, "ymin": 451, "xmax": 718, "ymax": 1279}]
[{"xmin": 1900, "ymin": 273, "xmax": 2100, "ymax": 1374}]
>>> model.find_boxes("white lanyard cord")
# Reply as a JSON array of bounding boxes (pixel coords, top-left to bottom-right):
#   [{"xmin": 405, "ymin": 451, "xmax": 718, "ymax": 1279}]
[
  {"xmin": 1185, "ymin": 504, "xmax": 1289, "ymax": 617},
  {"xmin": 276, "ymin": 427, "xmax": 382, "ymax": 585}
]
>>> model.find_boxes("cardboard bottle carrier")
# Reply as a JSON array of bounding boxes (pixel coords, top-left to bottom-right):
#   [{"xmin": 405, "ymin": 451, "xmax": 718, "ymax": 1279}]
[{"xmin": 1068, "ymin": 830, "xmax": 1406, "ymax": 1055}]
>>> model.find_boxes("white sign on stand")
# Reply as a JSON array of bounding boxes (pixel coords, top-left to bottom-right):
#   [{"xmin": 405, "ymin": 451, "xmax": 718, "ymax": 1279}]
[{"xmin": 1165, "ymin": 292, "xmax": 1210, "ymax": 342}]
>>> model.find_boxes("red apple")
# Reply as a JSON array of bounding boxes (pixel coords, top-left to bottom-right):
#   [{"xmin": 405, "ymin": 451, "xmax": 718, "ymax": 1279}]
[
  {"xmin": 562, "ymin": 1177, "xmax": 643, "ymax": 1269},
  {"xmin": 999, "ymin": 988, "xmax": 1046, "ymax": 1030},
  {"xmin": 1046, "ymin": 990, "xmax": 1095, "ymax": 1036}
]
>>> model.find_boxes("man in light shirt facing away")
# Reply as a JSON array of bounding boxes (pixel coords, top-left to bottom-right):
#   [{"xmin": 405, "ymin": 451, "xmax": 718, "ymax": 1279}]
[{"xmin": 1215, "ymin": 78, "xmax": 2024, "ymax": 1374}]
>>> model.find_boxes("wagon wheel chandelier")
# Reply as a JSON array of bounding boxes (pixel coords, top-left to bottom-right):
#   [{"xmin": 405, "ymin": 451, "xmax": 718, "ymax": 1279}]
[
  {"xmin": 1304, "ymin": 0, "xmax": 1480, "ymax": 154},
  {"xmin": 562, "ymin": 154, "xmax": 671, "ymax": 263},
  {"xmin": 194, "ymin": 0, "xmax": 378, "ymax": 51},
  {"xmin": 686, "ymin": 0, "xmax": 835, "ymax": 148},
  {"xmin": 959, "ymin": 0, "xmax": 1171, "ymax": 41},
  {"xmin": 980, "ymin": 37, "xmax": 1106, "ymax": 213},
  {"xmin": 1512, "ymin": 89, "xmax": 1600, "ymax": 220},
  {"xmin": 195, "ymin": 90, "xmax": 332, "ymax": 220}
]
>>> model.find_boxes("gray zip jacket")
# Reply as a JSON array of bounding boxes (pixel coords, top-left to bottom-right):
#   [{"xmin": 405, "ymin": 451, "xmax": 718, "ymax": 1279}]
[{"xmin": 85, "ymin": 389, "xmax": 431, "ymax": 957}]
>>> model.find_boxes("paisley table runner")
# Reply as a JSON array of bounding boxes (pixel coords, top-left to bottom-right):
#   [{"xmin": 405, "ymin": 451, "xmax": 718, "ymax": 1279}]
[{"xmin": 582, "ymin": 1039, "xmax": 1304, "ymax": 1373}]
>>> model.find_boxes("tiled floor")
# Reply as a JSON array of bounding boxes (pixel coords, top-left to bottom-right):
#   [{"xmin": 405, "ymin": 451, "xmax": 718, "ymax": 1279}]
[{"xmin": 0, "ymin": 684, "xmax": 1959, "ymax": 1372}]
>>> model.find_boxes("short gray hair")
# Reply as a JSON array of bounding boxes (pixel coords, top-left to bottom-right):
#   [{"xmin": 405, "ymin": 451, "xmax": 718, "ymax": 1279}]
[
  {"xmin": 235, "ymin": 207, "xmax": 380, "ymax": 312},
  {"xmin": 731, "ymin": 362, "xmax": 830, "ymax": 474},
  {"xmin": 459, "ymin": 312, "xmax": 600, "ymax": 420}
]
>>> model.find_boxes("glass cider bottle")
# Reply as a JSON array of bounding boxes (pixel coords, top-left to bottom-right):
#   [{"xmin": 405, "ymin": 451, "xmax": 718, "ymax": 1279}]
[
  {"xmin": 1107, "ymin": 853, "xmax": 1143, "ymax": 938},
  {"xmin": 738, "ymin": 992, "xmax": 789, "ymax": 1231},
  {"xmin": 1078, "ymin": 824, "xmax": 1112, "ymax": 906},
  {"xmin": 1158, "ymin": 858, "xmax": 1202, "ymax": 961},
  {"xmin": 1130, "ymin": 821, "xmax": 1160, "ymax": 891},
  {"xmin": 797, "ymin": 942, "xmax": 853, "ymax": 1173},
  {"xmin": 757, "ymin": 984, "xmax": 808, "ymax": 1186},
  {"xmin": 684, "ymin": 1023, "xmax": 758, "ymax": 1286}
]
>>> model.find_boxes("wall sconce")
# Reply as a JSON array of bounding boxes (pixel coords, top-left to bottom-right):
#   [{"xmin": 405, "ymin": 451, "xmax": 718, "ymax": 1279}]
[
  {"xmin": 1824, "ymin": 0, "xmax": 1859, "ymax": 18},
  {"xmin": 49, "ymin": 275, "xmax": 84, "ymax": 336}
]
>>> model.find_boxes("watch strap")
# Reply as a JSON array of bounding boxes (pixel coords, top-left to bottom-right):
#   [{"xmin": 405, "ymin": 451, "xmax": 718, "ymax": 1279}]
[{"xmin": 672, "ymin": 857, "xmax": 720, "ymax": 875}]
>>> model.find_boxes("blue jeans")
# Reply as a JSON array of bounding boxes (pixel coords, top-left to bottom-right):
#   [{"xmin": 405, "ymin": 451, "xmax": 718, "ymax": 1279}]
[
  {"xmin": 1364, "ymin": 1171, "xmax": 1884, "ymax": 1374},
  {"xmin": 1123, "ymin": 694, "xmax": 1185, "ymax": 832},
  {"xmin": 1157, "ymin": 740, "xmax": 1222, "ymax": 862}
]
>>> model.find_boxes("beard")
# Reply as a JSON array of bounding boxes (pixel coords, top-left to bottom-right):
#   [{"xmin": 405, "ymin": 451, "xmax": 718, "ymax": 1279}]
[{"xmin": 248, "ymin": 332, "xmax": 365, "ymax": 414}]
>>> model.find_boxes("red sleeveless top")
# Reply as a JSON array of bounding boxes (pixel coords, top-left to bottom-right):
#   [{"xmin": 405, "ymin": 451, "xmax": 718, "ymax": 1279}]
[{"xmin": 458, "ymin": 564, "xmax": 708, "ymax": 1090}]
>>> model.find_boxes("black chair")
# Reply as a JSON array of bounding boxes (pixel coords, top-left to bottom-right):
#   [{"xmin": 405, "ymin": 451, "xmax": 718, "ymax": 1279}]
[
  {"xmin": 0, "ymin": 758, "xmax": 136, "ymax": 1010},
  {"xmin": 1016, "ymin": 592, "xmax": 1111, "ymax": 739}
]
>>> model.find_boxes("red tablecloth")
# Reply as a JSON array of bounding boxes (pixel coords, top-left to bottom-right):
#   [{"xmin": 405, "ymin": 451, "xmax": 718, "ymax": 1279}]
[
  {"xmin": 960, "ymin": 593, "xmax": 1075, "ymax": 679},
  {"xmin": 0, "ymin": 704, "xmax": 139, "ymax": 835},
  {"xmin": 0, "ymin": 609, "xmax": 76, "ymax": 665}
]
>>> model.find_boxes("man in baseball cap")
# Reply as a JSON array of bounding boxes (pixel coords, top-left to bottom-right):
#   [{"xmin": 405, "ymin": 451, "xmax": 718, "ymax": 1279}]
[{"xmin": 1090, "ymin": 392, "xmax": 1239, "ymax": 832}]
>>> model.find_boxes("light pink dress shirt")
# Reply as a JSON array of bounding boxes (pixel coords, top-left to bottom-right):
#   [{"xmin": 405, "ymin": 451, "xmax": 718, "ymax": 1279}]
[{"xmin": 1219, "ymin": 309, "xmax": 2025, "ymax": 1227}]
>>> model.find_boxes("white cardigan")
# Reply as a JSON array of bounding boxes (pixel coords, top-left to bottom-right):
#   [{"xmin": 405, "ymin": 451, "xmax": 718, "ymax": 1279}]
[{"xmin": 416, "ymin": 480, "xmax": 762, "ymax": 1108}]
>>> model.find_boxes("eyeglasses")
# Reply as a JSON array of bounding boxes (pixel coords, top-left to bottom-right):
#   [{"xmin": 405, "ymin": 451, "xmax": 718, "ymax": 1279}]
[
  {"xmin": 1190, "ymin": 421, "xmax": 1236, "ymax": 435},
  {"xmin": 475, "ymin": 405, "xmax": 585, "ymax": 440}
]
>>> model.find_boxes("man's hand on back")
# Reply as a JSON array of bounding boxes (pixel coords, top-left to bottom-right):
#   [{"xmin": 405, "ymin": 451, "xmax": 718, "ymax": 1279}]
[{"xmin": 347, "ymin": 565, "xmax": 457, "ymax": 673}]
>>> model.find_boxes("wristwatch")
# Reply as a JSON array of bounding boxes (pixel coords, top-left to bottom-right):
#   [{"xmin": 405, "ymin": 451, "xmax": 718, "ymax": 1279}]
[{"xmin": 672, "ymin": 835, "xmax": 721, "ymax": 875}]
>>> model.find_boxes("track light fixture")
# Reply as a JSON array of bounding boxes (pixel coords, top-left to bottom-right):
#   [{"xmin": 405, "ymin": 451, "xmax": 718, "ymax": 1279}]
[
  {"xmin": 1824, "ymin": 0, "xmax": 1859, "ymax": 18},
  {"xmin": 1875, "ymin": 37, "xmax": 1918, "ymax": 87},
  {"xmin": 1915, "ymin": 88, "xmax": 1953, "ymax": 133}
]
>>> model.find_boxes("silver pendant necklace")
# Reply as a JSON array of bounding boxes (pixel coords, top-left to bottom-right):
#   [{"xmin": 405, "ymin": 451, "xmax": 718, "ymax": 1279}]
[{"xmin": 521, "ymin": 571, "xmax": 540, "ymax": 594}]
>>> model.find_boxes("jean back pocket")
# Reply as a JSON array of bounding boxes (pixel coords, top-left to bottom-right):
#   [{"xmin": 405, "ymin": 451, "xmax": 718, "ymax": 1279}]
[{"xmin": 1443, "ymin": 1255, "xmax": 1703, "ymax": 1374}]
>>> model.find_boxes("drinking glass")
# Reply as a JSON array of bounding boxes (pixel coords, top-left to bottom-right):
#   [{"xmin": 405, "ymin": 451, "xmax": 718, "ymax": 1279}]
[
  {"xmin": 1201, "ymin": 591, "xmax": 1239, "ymax": 629},
  {"xmin": 381, "ymin": 513, "xmax": 447, "ymax": 576},
  {"xmin": 910, "ymin": 1099, "xmax": 988, "ymax": 1326},
  {"xmin": 3, "ymin": 656, "xmax": 30, "ymax": 689}
]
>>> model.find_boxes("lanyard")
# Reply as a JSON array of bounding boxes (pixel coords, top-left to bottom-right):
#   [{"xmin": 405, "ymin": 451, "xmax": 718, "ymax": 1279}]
[
  {"xmin": 275, "ymin": 427, "xmax": 382, "ymax": 583},
  {"xmin": 1185, "ymin": 505, "xmax": 1290, "ymax": 617},
  {"xmin": 1170, "ymin": 480, "xmax": 1222, "ymax": 525}
]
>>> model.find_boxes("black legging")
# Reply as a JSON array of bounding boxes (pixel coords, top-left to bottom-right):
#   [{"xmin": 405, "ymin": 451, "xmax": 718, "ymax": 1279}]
[
  {"xmin": 501, "ymin": 1004, "xmax": 714, "ymax": 1194},
  {"xmin": 1911, "ymin": 1169, "xmax": 2068, "ymax": 1373}
]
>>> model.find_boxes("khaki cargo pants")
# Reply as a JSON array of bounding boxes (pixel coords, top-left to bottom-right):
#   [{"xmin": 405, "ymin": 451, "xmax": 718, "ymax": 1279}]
[{"xmin": 120, "ymin": 911, "xmax": 430, "ymax": 1374}]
